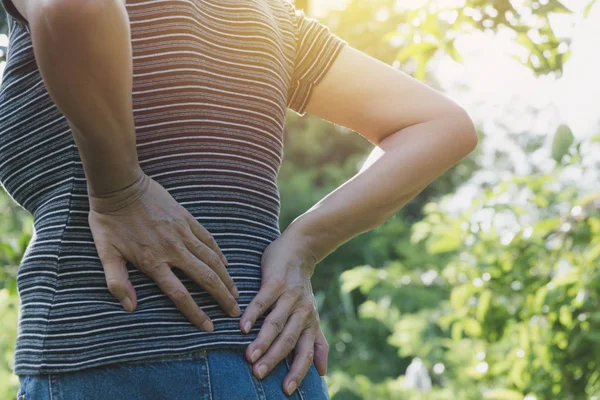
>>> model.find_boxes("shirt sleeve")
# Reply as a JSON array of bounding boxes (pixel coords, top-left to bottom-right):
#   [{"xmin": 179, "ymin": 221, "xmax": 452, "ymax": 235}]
[
  {"xmin": 1, "ymin": 0, "xmax": 28, "ymax": 27},
  {"xmin": 285, "ymin": 5, "xmax": 348, "ymax": 117}
]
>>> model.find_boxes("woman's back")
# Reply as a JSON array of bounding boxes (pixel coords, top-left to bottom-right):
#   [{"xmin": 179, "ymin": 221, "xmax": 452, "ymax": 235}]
[{"xmin": 0, "ymin": 0, "xmax": 347, "ymax": 376}]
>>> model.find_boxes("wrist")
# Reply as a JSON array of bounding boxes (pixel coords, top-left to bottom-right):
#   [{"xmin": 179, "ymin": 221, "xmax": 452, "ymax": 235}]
[
  {"xmin": 281, "ymin": 216, "xmax": 326, "ymax": 268},
  {"xmin": 88, "ymin": 168, "xmax": 149, "ymax": 214}
]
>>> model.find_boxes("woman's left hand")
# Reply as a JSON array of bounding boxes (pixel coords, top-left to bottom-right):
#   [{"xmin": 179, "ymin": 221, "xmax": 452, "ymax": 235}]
[{"xmin": 239, "ymin": 231, "xmax": 328, "ymax": 396}]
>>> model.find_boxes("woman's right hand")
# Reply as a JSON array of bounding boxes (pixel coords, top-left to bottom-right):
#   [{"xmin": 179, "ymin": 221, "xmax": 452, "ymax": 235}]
[{"xmin": 87, "ymin": 170, "xmax": 240, "ymax": 332}]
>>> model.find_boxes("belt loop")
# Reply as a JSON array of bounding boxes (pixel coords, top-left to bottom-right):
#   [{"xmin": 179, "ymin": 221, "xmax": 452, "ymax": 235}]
[
  {"xmin": 192, "ymin": 349, "xmax": 208, "ymax": 360},
  {"xmin": 196, "ymin": 350, "xmax": 212, "ymax": 400}
]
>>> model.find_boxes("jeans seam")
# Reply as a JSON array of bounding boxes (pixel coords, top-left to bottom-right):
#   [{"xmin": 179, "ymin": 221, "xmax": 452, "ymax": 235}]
[
  {"xmin": 48, "ymin": 375, "xmax": 57, "ymax": 400},
  {"xmin": 17, "ymin": 375, "xmax": 29, "ymax": 400},
  {"xmin": 204, "ymin": 354, "xmax": 213, "ymax": 400},
  {"xmin": 243, "ymin": 357, "xmax": 266, "ymax": 400}
]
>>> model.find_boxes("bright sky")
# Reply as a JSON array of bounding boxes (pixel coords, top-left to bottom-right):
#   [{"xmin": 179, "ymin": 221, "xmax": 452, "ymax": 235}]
[
  {"xmin": 314, "ymin": 0, "xmax": 600, "ymax": 209},
  {"xmin": 313, "ymin": 0, "xmax": 599, "ymax": 140}
]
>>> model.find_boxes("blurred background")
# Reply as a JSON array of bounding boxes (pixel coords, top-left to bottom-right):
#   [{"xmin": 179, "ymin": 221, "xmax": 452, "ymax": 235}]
[{"xmin": 1, "ymin": 0, "xmax": 599, "ymax": 399}]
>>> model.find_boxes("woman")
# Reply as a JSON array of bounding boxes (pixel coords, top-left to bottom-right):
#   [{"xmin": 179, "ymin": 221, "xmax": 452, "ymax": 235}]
[{"xmin": 0, "ymin": 0, "xmax": 477, "ymax": 398}]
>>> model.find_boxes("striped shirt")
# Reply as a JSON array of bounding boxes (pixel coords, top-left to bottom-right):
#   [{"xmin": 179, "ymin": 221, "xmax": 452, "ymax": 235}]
[{"xmin": 0, "ymin": 0, "xmax": 347, "ymax": 375}]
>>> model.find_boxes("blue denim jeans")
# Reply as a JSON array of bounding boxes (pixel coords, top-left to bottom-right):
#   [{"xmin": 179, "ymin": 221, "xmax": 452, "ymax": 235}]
[{"xmin": 16, "ymin": 347, "xmax": 330, "ymax": 399}]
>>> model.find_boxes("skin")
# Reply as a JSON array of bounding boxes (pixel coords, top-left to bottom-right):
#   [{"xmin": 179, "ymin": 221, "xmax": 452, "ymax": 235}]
[
  {"xmin": 238, "ymin": 45, "xmax": 478, "ymax": 394},
  {"xmin": 11, "ymin": 0, "xmax": 478, "ymax": 396}
]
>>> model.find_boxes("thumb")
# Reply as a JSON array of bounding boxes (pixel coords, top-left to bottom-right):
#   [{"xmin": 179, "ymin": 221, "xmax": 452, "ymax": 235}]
[{"xmin": 100, "ymin": 253, "xmax": 137, "ymax": 312}]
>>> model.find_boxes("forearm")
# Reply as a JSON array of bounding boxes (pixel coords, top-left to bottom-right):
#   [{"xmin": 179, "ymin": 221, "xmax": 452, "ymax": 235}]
[
  {"xmin": 283, "ymin": 112, "xmax": 478, "ymax": 264},
  {"xmin": 28, "ymin": 0, "xmax": 140, "ymax": 196}
]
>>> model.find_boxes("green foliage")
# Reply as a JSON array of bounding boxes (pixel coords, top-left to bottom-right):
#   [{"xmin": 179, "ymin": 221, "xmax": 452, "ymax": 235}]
[
  {"xmin": 1, "ymin": 1, "xmax": 597, "ymax": 399},
  {"xmin": 332, "ymin": 0, "xmax": 572, "ymax": 81},
  {"xmin": 0, "ymin": 189, "xmax": 32, "ymax": 399},
  {"xmin": 334, "ymin": 133, "xmax": 600, "ymax": 399},
  {"xmin": 552, "ymin": 125, "xmax": 575, "ymax": 163}
]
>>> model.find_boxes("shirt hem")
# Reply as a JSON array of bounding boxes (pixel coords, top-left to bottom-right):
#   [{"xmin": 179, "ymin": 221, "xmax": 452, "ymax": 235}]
[{"xmin": 14, "ymin": 338, "xmax": 260, "ymax": 376}]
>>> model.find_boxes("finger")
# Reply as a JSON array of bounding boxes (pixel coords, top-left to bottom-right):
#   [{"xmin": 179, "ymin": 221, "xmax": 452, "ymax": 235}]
[
  {"xmin": 251, "ymin": 311, "xmax": 307, "ymax": 381},
  {"xmin": 239, "ymin": 279, "xmax": 283, "ymax": 334},
  {"xmin": 149, "ymin": 262, "xmax": 214, "ymax": 332},
  {"xmin": 98, "ymin": 249, "xmax": 137, "ymax": 312},
  {"xmin": 176, "ymin": 250, "xmax": 240, "ymax": 318},
  {"xmin": 184, "ymin": 211, "xmax": 228, "ymax": 266},
  {"xmin": 283, "ymin": 325, "xmax": 317, "ymax": 396},
  {"xmin": 314, "ymin": 325, "xmax": 329, "ymax": 376},
  {"xmin": 245, "ymin": 288, "xmax": 301, "ymax": 364},
  {"xmin": 182, "ymin": 230, "xmax": 238, "ymax": 299}
]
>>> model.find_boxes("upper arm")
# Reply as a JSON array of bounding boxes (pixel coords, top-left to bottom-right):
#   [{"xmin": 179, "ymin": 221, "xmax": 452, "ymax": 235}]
[
  {"xmin": 304, "ymin": 45, "xmax": 472, "ymax": 146},
  {"xmin": 3, "ymin": 0, "xmax": 128, "ymax": 26},
  {"xmin": 284, "ymin": 6, "xmax": 472, "ymax": 146}
]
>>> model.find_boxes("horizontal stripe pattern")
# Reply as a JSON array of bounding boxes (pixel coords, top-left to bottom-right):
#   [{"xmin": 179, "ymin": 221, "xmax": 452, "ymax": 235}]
[{"xmin": 0, "ymin": 0, "xmax": 347, "ymax": 375}]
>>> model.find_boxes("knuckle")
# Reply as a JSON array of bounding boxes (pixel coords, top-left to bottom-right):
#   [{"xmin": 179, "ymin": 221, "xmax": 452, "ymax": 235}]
[
  {"xmin": 208, "ymin": 252, "xmax": 222, "ymax": 267},
  {"xmin": 105, "ymin": 278, "xmax": 125, "ymax": 294},
  {"xmin": 283, "ymin": 334, "xmax": 297, "ymax": 350},
  {"xmin": 305, "ymin": 349, "xmax": 315, "ymax": 362},
  {"xmin": 152, "ymin": 218, "xmax": 171, "ymax": 234},
  {"xmin": 164, "ymin": 235, "xmax": 184, "ymax": 252},
  {"xmin": 286, "ymin": 286, "xmax": 303, "ymax": 301},
  {"xmin": 299, "ymin": 302, "xmax": 315, "ymax": 318},
  {"xmin": 143, "ymin": 261, "xmax": 163, "ymax": 276},
  {"xmin": 268, "ymin": 317, "xmax": 285, "ymax": 333},
  {"xmin": 173, "ymin": 218, "xmax": 188, "ymax": 233},
  {"xmin": 201, "ymin": 269, "xmax": 219, "ymax": 288},
  {"xmin": 268, "ymin": 278, "xmax": 286, "ymax": 293},
  {"xmin": 186, "ymin": 239, "xmax": 203, "ymax": 255},
  {"xmin": 139, "ymin": 247, "xmax": 157, "ymax": 268},
  {"xmin": 254, "ymin": 299, "xmax": 268, "ymax": 313},
  {"xmin": 206, "ymin": 234, "xmax": 218, "ymax": 248},
  {"xmin": 169, "ymin": 289, "xmax": 189, "ymax": 303}
]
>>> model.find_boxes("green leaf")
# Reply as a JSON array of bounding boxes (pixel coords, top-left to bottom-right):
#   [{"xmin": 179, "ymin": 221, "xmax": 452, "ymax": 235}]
[
  {"xmin": 447, "ymin": 43, "xmax": 463, "ymax": 63},
  {"xmin": 477, "ymin": 290, "xmax": 492, "ymax": 321},
  {"xmin": 451, "ymin": 322, "xmax": 463, "ymax": 340},
  {"xmin": 551, "ymin": 124, "xmax": 574, "ymax": 162},
  {"xmin": 534, "ymin": 286, "xmax": 548, "ymax": 313},
  {"xmin": 584, "ymin": 0, "xmax": 597, "ymax": 17},
  {"xmin": 450, "ymin": 284, "xmax": 471, "ymax": 309},
  {"xmin": 340, "ymin": 265, "xmax": 378, "ymax": 293},
  {"xmin": 559, "ymin": 305, "xmax": 573, "ymax": 327},
  {"xmin": 463, "ymin": 317, "xmax": 482, "ymax": 337},
  {"xmin": 427, "ymin": 225, "xmax": 462, "ymax": 254}
]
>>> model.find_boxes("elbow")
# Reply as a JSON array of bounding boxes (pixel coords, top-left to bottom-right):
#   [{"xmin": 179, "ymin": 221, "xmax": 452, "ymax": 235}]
[{"xmin": 445, "ymin": 105, "xmax": 478, "ymax": 157}]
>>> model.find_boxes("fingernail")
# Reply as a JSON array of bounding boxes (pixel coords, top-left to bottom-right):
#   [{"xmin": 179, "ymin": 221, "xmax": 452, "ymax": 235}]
[
  {"xmin": 287, "ymin": 381, "xmax": 297, "ymax": 394},
  {"xmin": 244, "ymin": 321, "xmax": 252, "ymax": 334},
  {"xmin": 202, "ymin": 320, "xmax": 214, "ymax": 332},
  {"xmin": 121, "ymin": 296, "xmax": 133, "ymax": 312},
  {"xmin": 231, "ymin": 303, "xmax": 241, "ymax": 317},
  {"xmin": 257, "ymin": 364, "xmax": 267, "ymax": 379},
  {"xmin": 250, "ymin": 349, "xmax": 261, "ymax": 363}
]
